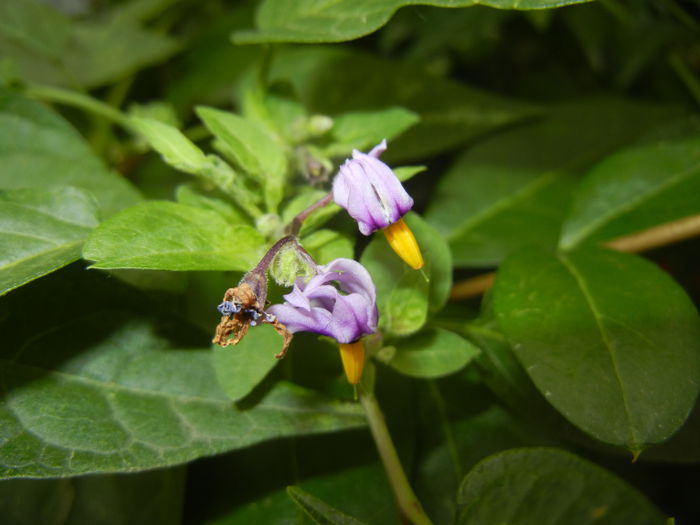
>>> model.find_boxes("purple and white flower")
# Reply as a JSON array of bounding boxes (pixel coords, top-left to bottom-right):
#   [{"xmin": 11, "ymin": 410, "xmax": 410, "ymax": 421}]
[
  {"xmin": 332, "ymin": 139, "xmax": 414, "ymax": 236},
  {"xmin": 267, "ymin": 258, "xmax": 378, "ymax": 344}
]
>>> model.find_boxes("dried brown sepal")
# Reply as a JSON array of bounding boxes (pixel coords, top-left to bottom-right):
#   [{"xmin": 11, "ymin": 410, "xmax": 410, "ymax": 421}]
[{"xmin": 212, "ymin": 283, "xmax": 295, "ymax": 358}]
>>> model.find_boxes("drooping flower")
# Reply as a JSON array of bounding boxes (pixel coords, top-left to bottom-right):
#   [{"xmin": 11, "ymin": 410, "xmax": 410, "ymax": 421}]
[
  {"xmin": 332, "ymin": 140, "xmax": 424, "ymax": 270},
  {"xmin": 267, "ymin": 258, "xmax": 378, "ymax": 384}
]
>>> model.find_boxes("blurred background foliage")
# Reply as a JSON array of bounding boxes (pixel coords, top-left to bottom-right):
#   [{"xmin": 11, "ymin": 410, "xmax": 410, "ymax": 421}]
[{"xmin": 2, "ymin": 0, "xmax": 700, "ymax": 524}]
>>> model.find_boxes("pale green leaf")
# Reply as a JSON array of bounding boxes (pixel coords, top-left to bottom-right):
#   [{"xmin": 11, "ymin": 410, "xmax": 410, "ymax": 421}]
[
  {"xmin": 83, "ymin": 201, "xmax": 266, "ymax": 271},
  {"xmin": 493, "ymin": 247, "xmax": 700, "ymax": 450},
  {"xmin": 235, "ymin": 0, "xmax": 594, "ymax": 44},
  {"xmin": 196, "ymin": 106, "xmax": 288, "ymax": 211},
  {"xmin": 0, "ymin": 89, "xmax": 141, "ymax": 216},
  {"xmin": 0, "ymin": 187, "xmax": 98, "ymax": 295},
  {"xmin": 389, "ymin": 328, "xmax": 479, "ymax": 379},
  {"xmin": 131, "ymin": 117, "xmax": 209, "ymax": 172},
  {"xmin": 457, "ymin": 448, "xmax": 665, "ymax": 525}
]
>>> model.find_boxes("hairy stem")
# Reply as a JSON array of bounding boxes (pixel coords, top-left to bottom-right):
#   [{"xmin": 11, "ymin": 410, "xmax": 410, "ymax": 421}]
[
  {"xmin": 450, "ymin": 212, "xmax": 700, "ymax": 300},
  {"xmin": 287, "ymin": 192, "xmax": 334, "ymax": 236},
  {"xmin": 360, "ymin": 388, "xmax": 434, "ymax": 525}
]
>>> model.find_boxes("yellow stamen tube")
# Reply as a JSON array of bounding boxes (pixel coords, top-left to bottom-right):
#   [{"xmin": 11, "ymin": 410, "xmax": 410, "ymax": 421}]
[
  {"xmin": 339, "ymin": 340, "xmax": 366, "ymax": 385},
  {"xmin": 383, "ymin": 218, "xmax": 424, "ymax": 270}
]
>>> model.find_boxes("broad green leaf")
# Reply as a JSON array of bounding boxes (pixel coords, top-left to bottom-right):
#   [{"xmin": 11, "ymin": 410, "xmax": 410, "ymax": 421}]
[
  {"xmin": 389, "ymin": 328, "xmax": 479, "ymax": 379},
  {"xmin": 426, "ymin": 98, "xmax": 682, "ymax": 267},
  {"xmin": 214, "ymin": 324, "xmax": 283, "ymax": 402},
  {"xmin": 286, "ymin": 486, "xmax": 367, "ymax": 525},
  {"xmin": 361, "ymin": 213, "xmax": 451, "ymax": 337},
  {"xmin": 83, "ymin": 201, "xmax": 266, "ymax": 271},
  {"xmin": 560, "ymin": 122, "xmax": 700, "ymax": 249},
  {"xmin": 457, "ymin": 448, "xmax": 666, "ymax": 525},
  {"xmin": 323, "ymin": 107, "xmax": 419, "ymax": 157},
  {"xmin": 196, "ymin": 106, "xmax": 288, "ymax": 211},
  {"xmin": 264, "ymin": 47, "xmax": 537, "ymax": 162},
  {"xmin": 0, "ymin": 89, "xmax": 140, "ymax": 216},
  {"xmin": 0, "ymin": 187, "xmax": 98, "ymax": 295},
  {"xmin": 235, "ymin": 0, "xmax": 594, "ymax": 44},
  {"xmin": 493, "ymin": 247, "xmax": 700, "ymax": 450},
  {"xmin": 0, "ymin": 318, "xmax": 365, "ymax": 478}
]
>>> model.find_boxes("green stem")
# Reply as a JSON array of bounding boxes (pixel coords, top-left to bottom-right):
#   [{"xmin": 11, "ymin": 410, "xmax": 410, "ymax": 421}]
[
  {"xmin": 359, "ymin": 387, "xmax": 434, "ymax": 525},
  {"xmin": 25, "ymin": 84, "xmax": 133, "ymax": 130}
]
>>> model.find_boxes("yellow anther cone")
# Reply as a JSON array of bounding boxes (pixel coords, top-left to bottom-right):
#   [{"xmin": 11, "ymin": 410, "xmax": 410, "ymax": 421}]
[
  {"xmin": 383, "ymin": 218, "xmax": 424, "ymax": 270},
  {"xmin": 339, "ymin": 340, "xmax": 365, "ymax": 385}
]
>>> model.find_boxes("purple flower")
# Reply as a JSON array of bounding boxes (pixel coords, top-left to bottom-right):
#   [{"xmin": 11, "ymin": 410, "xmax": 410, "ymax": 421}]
[
  {"xmin": 267, "ymin": 258, "xmax": 378, "ymax": 344},
  {"xmin": 332, "ymin": 139, "xmax": 414, "ymax": 236}
]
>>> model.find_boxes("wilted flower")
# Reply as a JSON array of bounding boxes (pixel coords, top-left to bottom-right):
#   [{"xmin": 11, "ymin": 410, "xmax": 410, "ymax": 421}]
[
  {"xmin": 268, "ymin": 258, "xmax": 378, "ymax": 384},
  {"xmin": 332, "ymin": 140, "xmax": 424, "ymax": 270}
]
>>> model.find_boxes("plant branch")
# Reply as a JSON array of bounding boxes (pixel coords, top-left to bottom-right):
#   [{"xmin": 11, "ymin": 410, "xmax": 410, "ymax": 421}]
[
  {"xmin": 360, "ymin": 387, "xmax": 434, "ymax": 525},
  {"xmin": 287, "ymin": 192, "xmax": 334, "ymax": 236},
  {"xmin": 450, "ymin": 212, "xmax": 700, "ymax": 301},
  {"xmin": 25, "ymin": 84, "xmax": 133, "ymax": 130}
]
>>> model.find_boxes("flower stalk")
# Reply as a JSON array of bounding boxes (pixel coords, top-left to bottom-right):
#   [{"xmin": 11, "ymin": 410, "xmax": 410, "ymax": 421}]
[{"xmin": 359, "ymin": 378, "xmax": 434, "ymax": 525}]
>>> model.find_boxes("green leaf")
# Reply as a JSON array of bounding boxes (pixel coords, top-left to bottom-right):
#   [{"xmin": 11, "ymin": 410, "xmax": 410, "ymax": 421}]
[
  {"xmin": 0, "ymin": 187, "xmax": 98, "ymax": 295},
  {"xmin": 457, "ymin": 448, "xmax": 666, "ymax": 525},
  {"xmin": 131, "ymin": 117, "xmax": 210, "ymax": 171},
  {"xmin": 286, "ymin": 486, "xmax": 367, "ymax": 525},
  {"xmin": 266, "ymin": 47, "xmax": 537, "ymax": 162},
  {"xmin": 389, "ymin": 328, "xmax": 479, "ymax": 379},
  {"xmin": 361, "ymin": 213, "xmax": 451, "ymax": 337},
  {"xmin": 493, "ymin": 247, "xmax": 700, "ymax": 450},
  {"xmin": 560, "ymin": 121, "xmax": 700, "ymax": 249},
  {"xmin": 83, "ymin": 201, "xmax": 266, "ymax": 271},
  {"xmin": 235, "ymin": 0, "xmax": 594, "ymax": 44},
  {"xmin": 0, "ymin": 89, "xmax": 141, "ymax": 216},
  {"xmin": 301, "ymin": 230, "xmax": 354, "ymax": 265},
  {"xmin": 323, "ymin": 107, "xmax": 419, "ymax": 157},
  {"xmin": 0, "ymin": 0, "xmax": 178, "ymax": 88},
  {"xmin": 196, "ymin": 106, "xmax": 288, "ymax": 212},
  {"xmin": 0, "ymin": 318, "xmax": 365, "ymax": 478},
  {"xmin": 426, "ymin": 98, "xmax": 682, "ymax": 268},
  {"xmin": 393, "ymin": 165, "xmax": 426, "ymax": 182},
  {"xmin": 214, "ymin": 324, "xmax": 283, "ymax": 402},
  {"xmin": 175, "ymin": 184, "xmax": 249, "ymax": 225}
]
